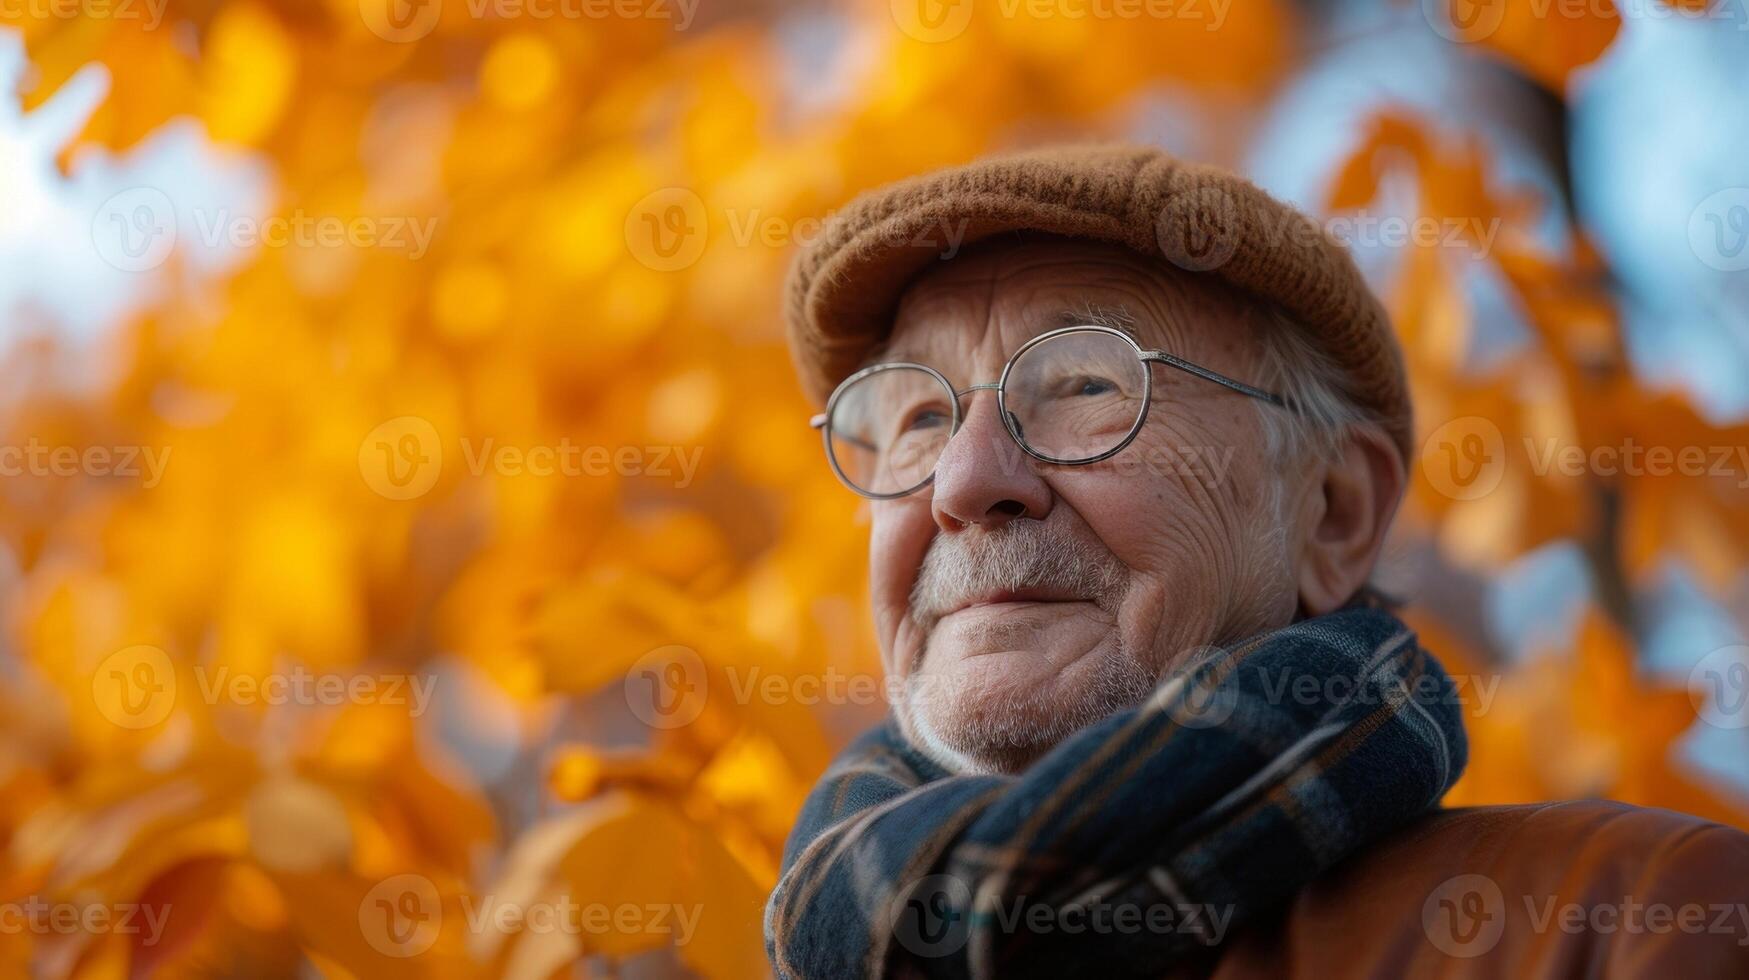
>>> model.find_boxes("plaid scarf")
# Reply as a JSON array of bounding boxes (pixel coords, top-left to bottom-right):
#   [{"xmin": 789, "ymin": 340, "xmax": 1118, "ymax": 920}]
[{"xmin": 765, "ymin": 607, "xmax": 1468, "ymax": 979}]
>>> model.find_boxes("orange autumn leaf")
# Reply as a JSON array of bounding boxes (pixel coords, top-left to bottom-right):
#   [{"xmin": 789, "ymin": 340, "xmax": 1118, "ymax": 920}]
[{"xmin": 1425, "ymin": 0, "xmax": 1620, "ymax": 91}]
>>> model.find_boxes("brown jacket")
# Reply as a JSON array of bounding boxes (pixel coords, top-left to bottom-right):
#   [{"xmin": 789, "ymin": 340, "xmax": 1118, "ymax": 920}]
[{"xmin": 1175, "ymin": 801, "xmax": 1749, "ymax": 978}]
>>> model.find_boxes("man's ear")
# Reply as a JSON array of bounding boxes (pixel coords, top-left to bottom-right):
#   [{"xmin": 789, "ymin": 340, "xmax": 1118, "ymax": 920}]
[{"xmin": 1295, "ymin": 427, "xmax": 1406, "ymax": 616}]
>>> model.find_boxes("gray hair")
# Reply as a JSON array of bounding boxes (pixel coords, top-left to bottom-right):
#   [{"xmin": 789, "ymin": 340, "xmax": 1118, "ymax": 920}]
[
  {"xmin": 1247, "ymin": 304, "xmax": 1401, "ymax": 611},
  {"xmin": 1249, "ymin": 304, "xmax": 1378, "ymax": 470}
]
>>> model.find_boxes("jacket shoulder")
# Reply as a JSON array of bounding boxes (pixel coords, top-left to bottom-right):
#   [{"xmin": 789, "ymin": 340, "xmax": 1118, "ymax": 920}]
[{"xmin": 1188, "ymin": 801, "xmax": 1749, "ymax": 979}]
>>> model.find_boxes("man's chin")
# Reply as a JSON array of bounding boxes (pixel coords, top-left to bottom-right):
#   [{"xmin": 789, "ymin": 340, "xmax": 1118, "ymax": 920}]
[
  {"xmin": 897, "ymin": 643, "xmax": 1155, "ymax": 775},
  {"xmin": 901, "ymin": 702, "xmax": 1058, "ymax": 775}
]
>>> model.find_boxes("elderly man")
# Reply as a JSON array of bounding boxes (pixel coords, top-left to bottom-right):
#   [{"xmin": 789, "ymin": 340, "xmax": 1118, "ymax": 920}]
[{"xmin": 764, "ymin": 146, "xmax": 1749, "ymax": 979}]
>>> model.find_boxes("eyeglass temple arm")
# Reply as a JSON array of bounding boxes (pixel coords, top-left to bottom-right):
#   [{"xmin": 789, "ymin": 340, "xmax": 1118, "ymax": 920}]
[
  {"xmin": 810, "ymin": 413, "xmax": 883, "ymax": 454},
  {"xmin": 1140, "ymin": 350, "xmax": 1289, "ymax": 409}
]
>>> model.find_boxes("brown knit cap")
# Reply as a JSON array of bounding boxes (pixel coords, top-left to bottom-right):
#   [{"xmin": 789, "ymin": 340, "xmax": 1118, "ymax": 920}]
[{"xmin": 784, "ymin": 143, "xmax": 1413, "ymax": 461}]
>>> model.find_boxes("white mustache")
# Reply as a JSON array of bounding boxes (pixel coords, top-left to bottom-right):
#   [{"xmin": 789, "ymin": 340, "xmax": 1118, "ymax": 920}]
[{"xmin": 909, "ymin": 522, "xmax": 1128, "ymax": 633}]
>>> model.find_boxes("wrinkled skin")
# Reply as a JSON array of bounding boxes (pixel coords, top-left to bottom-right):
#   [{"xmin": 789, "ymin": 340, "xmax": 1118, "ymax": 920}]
[{"xmin": 866, "ymin": 236, "xmax": 1400, "ymax": 774}]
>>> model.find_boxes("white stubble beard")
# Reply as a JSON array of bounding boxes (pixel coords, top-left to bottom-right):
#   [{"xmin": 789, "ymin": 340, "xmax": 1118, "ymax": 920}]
[
  {"xmin": 896, "ymin": 473, "xmax": 1298, "ymax": 774},
  {"xmin": 898, "ymin": 521, "xmax": 1151, "ymax": 773}
]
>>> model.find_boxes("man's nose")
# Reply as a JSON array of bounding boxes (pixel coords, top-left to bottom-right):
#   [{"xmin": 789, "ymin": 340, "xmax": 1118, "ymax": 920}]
[{"xmin": 930, "ymin": 390, "xmax": 1053, "ymax": 531}]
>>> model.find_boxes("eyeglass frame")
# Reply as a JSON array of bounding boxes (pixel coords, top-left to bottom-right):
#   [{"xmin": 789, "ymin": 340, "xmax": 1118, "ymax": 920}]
[{"xmin": 808, "ymin": 323, "xmax": 1291, "ymax": 500}]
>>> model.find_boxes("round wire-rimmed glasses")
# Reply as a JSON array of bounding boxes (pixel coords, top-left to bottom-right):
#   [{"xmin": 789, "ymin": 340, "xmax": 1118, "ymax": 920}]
[{"xmin": 808, "ymin": 324, "xmax": 1289, "ymax": 499}]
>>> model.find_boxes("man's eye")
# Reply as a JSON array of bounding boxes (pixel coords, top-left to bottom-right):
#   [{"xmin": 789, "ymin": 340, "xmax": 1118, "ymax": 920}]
[
  {"xmin": 900, "ymin": 407, "xmax": 950, "ymax": 432},
  {"xmin": 1061, "ymin": 375, "xmax": 1118, "ymax": 397}
]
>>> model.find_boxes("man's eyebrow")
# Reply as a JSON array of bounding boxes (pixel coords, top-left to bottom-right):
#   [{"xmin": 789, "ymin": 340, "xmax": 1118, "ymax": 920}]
[
  {"xmin": 863, "ymin": 305, "xmax": 1147, "ymax": 369},
  {"xmin": 1050, "ymin": 305, "xmax": 1145, "ymax": 344}
]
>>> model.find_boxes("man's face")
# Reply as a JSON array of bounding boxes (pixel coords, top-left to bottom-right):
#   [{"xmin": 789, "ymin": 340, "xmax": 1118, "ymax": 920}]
[{"xmin": 867, "ymin": 237, "xmax": 1303, "ymax": 773}]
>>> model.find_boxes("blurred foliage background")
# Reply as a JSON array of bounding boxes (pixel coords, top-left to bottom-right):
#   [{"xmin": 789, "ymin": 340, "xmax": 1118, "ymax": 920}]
[{"xmin": 1, "ymin": 0, "xmax": 1746, "ymax": 975}]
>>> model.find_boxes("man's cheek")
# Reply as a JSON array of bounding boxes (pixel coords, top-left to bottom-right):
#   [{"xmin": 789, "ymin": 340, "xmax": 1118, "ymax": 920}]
[
  {"xmin": 868, "ymin": 509, "xmax": 924, "ymax": 599},
  {"xmin": 1051, "ymin": 481, "xmax": 1167, "ymax": 576},
  {"xmin": 867, "ymin": 505, "xmax": 936, "ymax": 651}
]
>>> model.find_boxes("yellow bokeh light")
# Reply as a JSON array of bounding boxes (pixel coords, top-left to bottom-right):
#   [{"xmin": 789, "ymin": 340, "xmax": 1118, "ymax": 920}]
[
  {"xmin": 433, "ymin": 260, "xmax": 510, "ymax": 341},
  {"xmin": 482, "ymin": 32, "xmax": 561, "ymax": 112}
]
